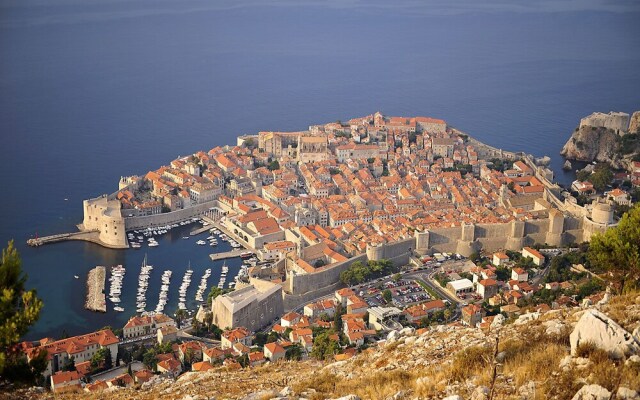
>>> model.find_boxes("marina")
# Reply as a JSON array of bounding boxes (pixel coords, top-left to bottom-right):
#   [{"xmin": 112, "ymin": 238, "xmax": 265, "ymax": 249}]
[
  {"xmin": 154, "ymin": 270, "xmax": 172, "ymax": 314},
  {"xmin": 135, "ymin": 255, "xmax": 153, "ymax": 313},
  {"xmin": 108, "ymin": 265, "xmax": 125, "ymax": 310},
  {"xmin": 177, "ymin": 266, "xmax": 193, "ymax": 310},
  {"xmin": 194, "ymin": 268, "xmax": 212, "ymax": 303},
  {"xmin": 84, "ymin": 266, "xmax": 106, "ymax": 313}
]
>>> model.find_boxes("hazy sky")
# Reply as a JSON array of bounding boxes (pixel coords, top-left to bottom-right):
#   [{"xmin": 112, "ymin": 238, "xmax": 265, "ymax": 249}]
[{"xmin": 2, "ymin": 0, "xmax": 640, "ymax": 28}]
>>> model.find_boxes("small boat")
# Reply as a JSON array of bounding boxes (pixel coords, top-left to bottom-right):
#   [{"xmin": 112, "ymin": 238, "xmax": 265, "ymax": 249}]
[
  {"xmin": 196, "ymin": 240, "xmax": 206, "ymax": 245},
  {"xmin": 240, "ymin": 252, "xmax": 253, "ymax": 259},
  {"xmin": 182, "ymin": 236, "xmax": 190, "ymax": 240},
  {"xmin": 114, "ymin": 306, "xmax": 125, "ymax": 312},
  {"xmin": 148, "ymin": 242, "xmax": 159, "ymax": 247},
  {"xmin": 74, "ymin": 275, "xmax": 79, "ymax": 279}
]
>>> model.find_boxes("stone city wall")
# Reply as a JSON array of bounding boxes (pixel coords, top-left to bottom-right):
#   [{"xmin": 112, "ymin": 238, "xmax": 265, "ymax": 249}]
[
  {"xmin": 124, "ymin": 200, "xmax": 221, "ymax": 230},
  {"xmin": 285, "ymin": 254, "xmax": 367, "ymax": 296}
]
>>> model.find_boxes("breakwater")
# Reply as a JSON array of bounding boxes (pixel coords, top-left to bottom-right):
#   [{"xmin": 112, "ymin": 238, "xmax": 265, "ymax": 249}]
[{"xmin": 85, "ymin": 266, "xmax": 106, "ymax": 313}]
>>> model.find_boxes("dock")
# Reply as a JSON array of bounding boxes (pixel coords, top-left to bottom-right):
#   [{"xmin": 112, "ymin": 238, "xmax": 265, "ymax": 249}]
[
  {"xmin": 190, "ymin": 224, "xmax": 212, "ymax": 236},
  {"xmin": 209, "ymin": 249, "xmax": 249, "ymax": 261},
  {"xmin": 85, "ymin": 266, "xmax": 106, "ymax": 313}
]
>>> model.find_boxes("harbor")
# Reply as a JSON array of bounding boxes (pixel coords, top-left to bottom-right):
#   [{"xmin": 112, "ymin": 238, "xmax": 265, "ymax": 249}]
[{"xmin": 85, "ymin": 266, "xmax": 106, "ymax": 313}]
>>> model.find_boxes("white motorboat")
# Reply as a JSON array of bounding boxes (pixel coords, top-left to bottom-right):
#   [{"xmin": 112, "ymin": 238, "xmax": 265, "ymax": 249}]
[
  {"xmin": 196, "ymin": 240, "xmax": 206, "ymax": 245},
  {"xmin": 114, "ymin": 306, "xmax": 125, "ymax": 312}
]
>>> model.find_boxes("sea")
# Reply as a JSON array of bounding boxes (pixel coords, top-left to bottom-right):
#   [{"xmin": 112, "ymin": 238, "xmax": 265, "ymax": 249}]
[{"xmin": 1, "ymin": 1, "xmax": 639, "ymax": 340}]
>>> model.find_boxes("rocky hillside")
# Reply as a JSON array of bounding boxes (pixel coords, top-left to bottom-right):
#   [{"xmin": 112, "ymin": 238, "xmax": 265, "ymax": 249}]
[
  {"xmin": 10, "ymin": 291, "xmax": 640, "ymax": 400},
  {"xmin": 561, "ymin": 111, "xmax": 640, "ymax": 169},
  {"xmin": 561, "ymin": 126, "xmax": 625, "ymax": 168}
]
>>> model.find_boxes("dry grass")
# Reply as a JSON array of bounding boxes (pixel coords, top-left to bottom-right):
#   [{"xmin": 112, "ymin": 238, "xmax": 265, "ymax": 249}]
[
  {"xmin": 604, "ymin": 289, "xmax": 640, "ymax": 331},
  {"xmin": 292, "ymin": 366, "xmax": 420, "ymax": 400},
  {"xmin": 449, "ymin": 345, "xmax": 493, "ymax": 383}
]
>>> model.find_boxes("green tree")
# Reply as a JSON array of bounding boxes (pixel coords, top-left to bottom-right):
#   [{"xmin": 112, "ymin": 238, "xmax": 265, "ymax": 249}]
[
  {"xmin": 576, "ymin": 169, "xmax": 591, "ymax": 182},
  {"xmin": 311, "ymin": 332, "xmax": 340, "ymax": 360},
  {"xmin": 254, "ymin": 332, "xmax": 268, "ymax": 347},
  {"xmin": 589, "ymin": 204, "xmax": 640, "ymax": 293},
  {"xmin": 285, "ymin": 343, "xmax": 303, "ymax": 361},
  {"xmin": 0, "ymin": 241, "xmax": 44, "ymax": 376},
  {"xmin": 244, "ymin": 138, "xmax": 256, "ymax": 148},
  {"xmin": 333, "ymin": 303, "xmax": 344, "ymax": 333},
  {"xmin": 587, "ymin": 163, "xmax": 613, "ymax": 192},
  {"xmin": 174, "ymin": 309, "xmax": 187, "ymax": 329},
  {"xmin": 62, "ymin": 356, "xmax": 76, "ymax": 372},
  {"xmin": 142, "ymin": 351, "xmax": 157, "ymax": 371},
  {"xmin": 207, "ymin": 287, "xmax": 230, "ymax": 307},
  {"xmin": 382, "ymin": 289, "xmax": 392, "ymax": 304},
  {"xmin": 91, "ymin": 347, "xmax": 112, "ymax": 372},
  {"xmin": 268, "ymin": 160, "xmax": 280, "ymax": 171}
]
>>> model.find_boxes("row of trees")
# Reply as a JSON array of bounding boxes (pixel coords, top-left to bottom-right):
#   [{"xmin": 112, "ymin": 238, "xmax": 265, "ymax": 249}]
[{"xmin": 339, "ymin": 259, "xmax": 394, "ymax": 285}]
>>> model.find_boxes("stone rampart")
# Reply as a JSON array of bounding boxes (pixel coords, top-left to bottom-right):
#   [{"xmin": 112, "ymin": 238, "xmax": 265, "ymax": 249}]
[{"xmin": 124, "ymin": 200, "xmax": 220, "ymax": 230}]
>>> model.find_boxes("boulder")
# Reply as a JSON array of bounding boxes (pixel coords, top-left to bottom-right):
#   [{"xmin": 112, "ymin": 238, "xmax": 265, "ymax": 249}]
[
  {"xmin": 617, "ymin": 387, "xmax": 640, "ymax": 400},
  {"xmin": 544, "ymin": 319, "xmax": 565, "ymax": 336},
  {"xmin": 490, "ymin": 314, "xmax": 505, "ymax": 329},
  {"xmin": 570, "ymin": 309, "xmax": 640, "ymax": 359},
  {"xmin": 470, "ymin": 386, "xmax": 489, "ymax": 400},
  {"xmin": 515, "ymin": 312, "xmax": 540, "ymax": 325},
  {"xmin": 518, "ymin": 381, "xmax": 537, "ymax": 398},
  {"xmin": 387, "ymin": 330, "xmax": 399, "ymax": 341},
  {"xmin": 330, "ymin": 396, "xmax": 360, "ymax": 400},
  {"xmin": 571, "ymin": 384, "xmax": 611, "ymax": 400},
  {"xmin": 626, "ymin": 354, "xmax": 640, "ymax": 366},
  {"xmin": 399, "ymin": 327, "xmax": 415, "ymax": 337}
]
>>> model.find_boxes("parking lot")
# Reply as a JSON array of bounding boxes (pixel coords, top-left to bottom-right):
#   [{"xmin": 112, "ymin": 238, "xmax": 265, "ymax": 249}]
[{"xmin": 354, "ymin": 278, "xmax": 433, "ymax": 309}]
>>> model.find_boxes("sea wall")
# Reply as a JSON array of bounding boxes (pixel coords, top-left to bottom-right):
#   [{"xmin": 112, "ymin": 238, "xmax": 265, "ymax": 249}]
[{"xmin": 124, "ymin": 200, "xmax": 221, "ymax": 230}]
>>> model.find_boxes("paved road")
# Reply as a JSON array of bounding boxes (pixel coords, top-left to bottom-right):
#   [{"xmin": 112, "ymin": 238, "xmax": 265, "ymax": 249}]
[
  {"xmin": 406, "ymin": 271, "xmax": 462, "ymax": 306},
  {"xmin": 92, "ymin": 361, "xmax": 144, "ymax": 381}
]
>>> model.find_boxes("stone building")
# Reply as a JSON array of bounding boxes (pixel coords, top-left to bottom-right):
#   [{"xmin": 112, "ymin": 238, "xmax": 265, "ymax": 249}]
[
  {"xmin": 212, "ymin": 281, "xmax": 283, "ymax": 332},
  {"xmin": 579, "ymin": 111, "xmax": 630, "ymax": 134}
]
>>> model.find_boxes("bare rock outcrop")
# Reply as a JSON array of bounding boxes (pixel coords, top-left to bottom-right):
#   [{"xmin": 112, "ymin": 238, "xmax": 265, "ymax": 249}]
[
  {"xmin": 570, "ymin": 309, "xmax": 640, "ymax": 359},
  {"xmin": 561, "ymin": 126, "xmax": 622, "ymax": 166},
  {"xmin": 571, "ymin": 384, "xmax": 611, "ymax": 400}
]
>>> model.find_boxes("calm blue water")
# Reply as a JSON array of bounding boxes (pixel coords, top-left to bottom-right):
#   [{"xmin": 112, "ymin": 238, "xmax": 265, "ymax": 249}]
[{"xmin": 1, "ymin": 1, "xmax": 639, "ymax": 339}]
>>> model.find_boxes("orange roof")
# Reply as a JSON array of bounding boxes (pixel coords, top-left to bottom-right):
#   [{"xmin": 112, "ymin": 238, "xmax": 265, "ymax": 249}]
[
  {"xmin": 192, "ymin": 361, "xmax": 215, "ymax": 371},
  {"xmin": 264, "ymin": 342, "xmax": 286, "ymax": 355},
  {"xmin": 85, "ymin": 381, "xmax": 108, "ymax": 392},
  {"xmin": 134, "ymin": 369, "xmax": 154, "ymax": 383},
  {"xmin": 30, "ymin": 329, "xmax": 118, "ymax": 361},
  {"xmin": 223, "ymin": 327, "xmax": 250, "ymax": 342},
  {"xmin": 157, "ymin": 358, "xmax": 181, "ymax": 372},
  {"xmin": 51, "ymin": 370, "xmax": 81, "ymax": 385},
  {"xmin": 108, "ymin": 373, "xmax": 134, "ymax": 386}
]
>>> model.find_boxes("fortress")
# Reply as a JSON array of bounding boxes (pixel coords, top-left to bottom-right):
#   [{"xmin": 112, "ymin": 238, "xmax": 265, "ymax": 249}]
[{"xmin": 579, "ymin": 111, "xmax": 630, "ymax": 134}]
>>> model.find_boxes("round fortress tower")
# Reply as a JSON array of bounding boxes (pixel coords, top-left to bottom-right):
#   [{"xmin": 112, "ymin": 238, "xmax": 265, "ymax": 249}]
[
  {"xmin": 366, "ymin": 242, "xmax": 384, "ymax": 261},
  {"xmin": 591, "ymin": 203, "xmax": 614, "ymax": 225}
]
